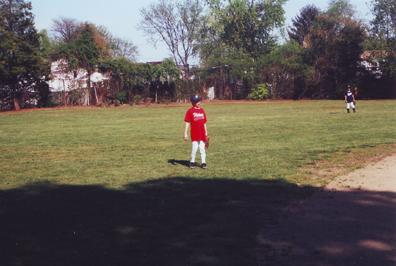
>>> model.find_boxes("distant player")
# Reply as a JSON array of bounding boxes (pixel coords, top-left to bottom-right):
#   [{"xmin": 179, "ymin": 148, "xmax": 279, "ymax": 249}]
[
  {"xmin": 344, "ymin": 85, "xmax": 356, "ymax": 113},
  {"xmin": 184, "ymin": 95, "xmax": 208, "ymax": 169}
]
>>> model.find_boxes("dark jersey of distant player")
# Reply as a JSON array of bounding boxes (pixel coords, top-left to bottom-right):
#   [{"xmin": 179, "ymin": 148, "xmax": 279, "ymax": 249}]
[{"xmin": 345, "ymin": 91, "xmax": 354, "ymax": 103}]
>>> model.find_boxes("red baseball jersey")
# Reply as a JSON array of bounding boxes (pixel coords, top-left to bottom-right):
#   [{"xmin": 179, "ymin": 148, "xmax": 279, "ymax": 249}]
[{"xmin": 184, "ymin": 107, "xmax": 207, "ymax": 142}]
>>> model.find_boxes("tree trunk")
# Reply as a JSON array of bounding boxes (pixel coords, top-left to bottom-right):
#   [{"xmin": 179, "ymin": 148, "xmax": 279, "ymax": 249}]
[
  {"xmin": 393, "ymin": 75, "xmax": 396, "ymax": 99},
  {"xmin": 13, "ymin": 85, "xmax": 20, "ymax": 111},
  {"xmin": 13, "ymin": 94, "xmax": 20, "ymax": 111},
  {"xmin": 184, "ymin": 64, "xmax": 189, "ymax": 78},
  {"xmin": 87, "ymin": 69, "xmax": 94, "ymax": 106},
  {"xmin": 219, "ymin": 46, "xmax": 223, "ymax": 99},
  {"xmin": 220, "ymin": 66, "xmax": 223, "ymax": 99},
  {"xmin": 147, "ymin": 82, "xmax": 150, "ymax": 103},
  {"xmin": 94, "ymin": 84, "xmax": 99, "ymax": 105},
  {"xmin": 63, "ymin": 79, "xmax": 67, "ymax": 106}
]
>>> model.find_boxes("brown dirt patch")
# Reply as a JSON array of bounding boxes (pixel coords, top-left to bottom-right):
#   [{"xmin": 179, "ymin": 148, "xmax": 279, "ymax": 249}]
[{"xmin": 257, "ymin": 150, "xmax": 396, "ymax": 266}]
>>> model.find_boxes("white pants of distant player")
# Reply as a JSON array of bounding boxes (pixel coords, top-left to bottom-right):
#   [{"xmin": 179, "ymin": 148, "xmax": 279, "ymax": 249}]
[
  {"xmin": 346, "ymin": 101, "xmax": 355, "ymax": 112},
  {"xmin": 191, "ymin": 141, "xmax": 206, "ymax": 164}
]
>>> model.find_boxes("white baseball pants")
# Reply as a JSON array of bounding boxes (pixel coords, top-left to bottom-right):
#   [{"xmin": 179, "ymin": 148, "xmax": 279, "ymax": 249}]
[
  {"xmin": 346, "ymin": 102, "xmax": 355, "ymax": 109},
  {"xmin": 191, "ymin": 141, "xmax": 206, "ymax": 164}
]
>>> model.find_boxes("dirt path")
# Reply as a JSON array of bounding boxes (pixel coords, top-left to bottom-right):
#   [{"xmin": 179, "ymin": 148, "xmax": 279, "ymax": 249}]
[{"xmin": 257, "ymin": 154, "xmax": 396, "ymax": 266}]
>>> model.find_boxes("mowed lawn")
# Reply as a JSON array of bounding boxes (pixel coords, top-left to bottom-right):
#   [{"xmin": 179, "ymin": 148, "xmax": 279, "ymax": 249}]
[
  {"xmin": 1, "ymin": 100, "xmax": 395, "ymax": 188},
  {"xmin": 0, "ymin": 100, "xmax": 395, "ymax": 266}
]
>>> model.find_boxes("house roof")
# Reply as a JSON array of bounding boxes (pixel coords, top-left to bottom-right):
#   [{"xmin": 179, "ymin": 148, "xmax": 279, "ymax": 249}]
[{"xmin": 360, "ymin": 50, "xmax": 387, "ymax": 60}]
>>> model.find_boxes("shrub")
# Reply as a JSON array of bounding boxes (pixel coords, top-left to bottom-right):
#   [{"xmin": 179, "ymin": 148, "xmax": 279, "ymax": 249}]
[
  {"xmin": 68, "ymin": 89, "xmax": 85, "ymax": 106},
  {"xmin": 117, "ymin": 91, "xmax": 127, "ymax": 103},
  {"xmin": 133, "ymin": 95, "xmax": 141, "ymax": 105},
  {"xmin": 247, "ymin": 83, "xmax": 270, "ymax": 100}
]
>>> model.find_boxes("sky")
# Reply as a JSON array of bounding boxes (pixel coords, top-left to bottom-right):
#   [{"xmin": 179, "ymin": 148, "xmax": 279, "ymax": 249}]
[{"xmin": 31, "ymin": 0, "xmax": 373, "ymax": 64}]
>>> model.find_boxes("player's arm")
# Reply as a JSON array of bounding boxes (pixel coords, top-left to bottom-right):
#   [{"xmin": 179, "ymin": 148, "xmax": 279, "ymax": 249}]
[
  {"xmin": 204, "ymin": 123, "xmax": 208, "ymax": 136},
  {"xmin": 184, "ymin": 122, "xmax": 189, "ymax": 141},
  {"xmin": 345, "ymin": 95, "xmax": 347, "ymax": 103}
]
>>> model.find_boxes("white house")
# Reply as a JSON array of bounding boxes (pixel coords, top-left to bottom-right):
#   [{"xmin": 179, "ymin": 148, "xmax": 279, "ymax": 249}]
[
  {"xmin": 360, "ymin": 50, "xmax": 387, "ymax": 79},
  {"xmin": 47, "ymin": 60, "xmax": 107, "ymax": 105}
]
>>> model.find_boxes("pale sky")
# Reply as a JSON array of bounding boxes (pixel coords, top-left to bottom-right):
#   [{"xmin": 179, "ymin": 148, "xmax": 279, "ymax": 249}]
[{"xmin": 31, "ymin": 0, "xmax": 373, "ymax": 63}]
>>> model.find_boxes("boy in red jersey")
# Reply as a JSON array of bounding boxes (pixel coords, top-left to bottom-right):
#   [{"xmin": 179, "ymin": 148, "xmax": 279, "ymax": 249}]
[{"xmin": 184, "ymin": 95, "xmax": 208, "ymax": 169}]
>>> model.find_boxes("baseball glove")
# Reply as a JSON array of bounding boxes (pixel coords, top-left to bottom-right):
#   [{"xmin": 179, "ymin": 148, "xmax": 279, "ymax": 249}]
[
  {"xmin": 353, "ymin": 100, "xmax": 356, "ymax": 106},
  {"xmin": 205, "ymin": 136, "xmax": 210, "ymax": 149}
]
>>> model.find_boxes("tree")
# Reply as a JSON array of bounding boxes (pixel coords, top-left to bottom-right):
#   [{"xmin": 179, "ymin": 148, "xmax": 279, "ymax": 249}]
[
  {"xmin": 196, "ymin": 8, "xmax": 230, "ymax": 98},
  {"xmin": 370, "ymin": 0, "xmax": 395, "ymax": 41},
  {"xmin": 257, "ymin": 40, "xmax": 309, "ymax": 99},
  {"xmin": 303, "ymin": 0, "xmax": 366, "ymax": 98},
  {"xmin": 196, "ymin": 12, "xmax": 223, "ymax": 64},
  {"xmin": 51, "ymin": 17, "xmax": 138, "ymax": 62},
  {"xmin": 85, "ymin": 23, "xmax": 139, "ymax": 62},
  {"xmin": 269, "ymin": 0, "xmax": 367, "ymax": 99},
  {"xmin": 197, "ymin": 0, "xmax": 287, "ymax": 99},
  {"xmin": 218, "ymin": 0, "xmax": 287, "ymax": 59},
  {"xmin": 0, "ymin": 0, "xmax": 51, "ymax": 111},
  {"xmin": 367, "ymin": 0, "xmax": 396, "ymax": 98},
  {"xmin": 288, "ymin": 5, "xmax": 320, "ymax": 48},
  {"xmin": 326, "ymin": 0, "xmax": 355, "ymax": 18},
  {"xmin": 151, "ymin": 58, "xmax": 181, "ymax": 102},
  {"xmin": 153, "ymin": 58, "xmax": 181, "ymax": 82},
  {"xmin": 138, "ymin": 0, "xmax": 204, "ymax": 76},
  {"xmin": 50, "ymin": 17, "xmax": 140, "ymax": 106},
  {"xmin": 108, "ymin": 36, "xmax": 139, "ymax": 61},
  {"xmin": 51, "ymin": 17, "xmax": 83, "ymax": 44},
  {"xmin": 52, "ymin": 24, "xmax": 99, "ymax": 105},
  {"xmin": 38, "ymin": 29, "xmax": 53, "ymax": 59},
  {"xmin": 100, "ymin": 58, "xmax": 138, "ymax": 103}
]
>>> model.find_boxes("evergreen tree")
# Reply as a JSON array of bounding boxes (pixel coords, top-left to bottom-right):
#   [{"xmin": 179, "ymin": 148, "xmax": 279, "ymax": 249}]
[
  {"xmin": 288, "ymin": 5, "xmax": 320, "ymax": 48},
  {"xmin": 299, "ymin": 1, "xmax": 366, "ymax": 98},
  {"xmin": 0, "ymin": 0, "xmax": 51, "ymax": 110}
]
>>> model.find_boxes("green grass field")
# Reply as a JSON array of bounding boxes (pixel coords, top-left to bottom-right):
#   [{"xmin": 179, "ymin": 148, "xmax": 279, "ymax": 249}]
[{"xmin": 0, "ymin": 100, "xmax": 395, "ymax": 265}]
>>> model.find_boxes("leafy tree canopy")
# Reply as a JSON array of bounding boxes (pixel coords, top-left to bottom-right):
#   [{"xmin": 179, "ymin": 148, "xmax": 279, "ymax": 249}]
[
  {"xmin": 0, "ymin": 0, "xmax": 51, "ymax": 110},
  {"xmin": 53, "ymin": 24, "xmax": 99, "ymax": 73},
  {"xmin": 50, "ymin": 17, "xmax": 138, "ymax": 62},
  {"xmin": 220, "ymin": 0, "xmax": 287, "ymax": 58}
]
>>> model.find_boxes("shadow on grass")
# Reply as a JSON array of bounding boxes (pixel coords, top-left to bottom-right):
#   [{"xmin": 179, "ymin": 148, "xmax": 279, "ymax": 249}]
[
  {"xmin": 1, "ymin": 178, "xmax": 395, "ymax": 266},
  {"xmin": 0, "ymin": 178, "xmax": 312, "ymax": 266},
  {"xmin": 257, "ymin": 188, "xmax": 396, "ymax": 266},
  {"xmin": 168, "ymin": 159, "xmax": 191, "ymax": 167}
]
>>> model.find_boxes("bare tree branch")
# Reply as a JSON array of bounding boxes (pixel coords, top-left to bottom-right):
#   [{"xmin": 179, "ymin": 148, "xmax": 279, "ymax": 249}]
[
  {"xmin": 138, "ymin": 0, "xmax": 204, "ymax": 72},
  {"xmin": 51, "ymin": 17, "xmax": 83, "ymax": 43}
]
